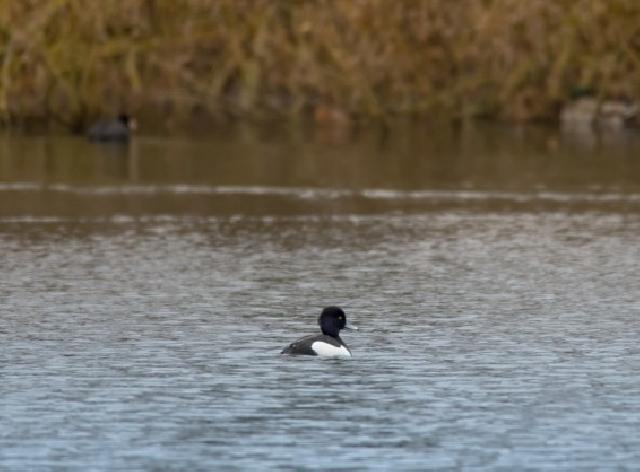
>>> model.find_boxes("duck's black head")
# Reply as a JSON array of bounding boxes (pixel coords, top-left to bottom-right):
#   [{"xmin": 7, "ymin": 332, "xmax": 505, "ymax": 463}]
[{"xmin": 317, "ymin": 306, "xmax": 352, "ymax": 338}]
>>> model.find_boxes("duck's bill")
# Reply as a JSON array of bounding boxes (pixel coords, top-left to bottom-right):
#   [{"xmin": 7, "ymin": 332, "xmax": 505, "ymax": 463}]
[{"xmin": 344, "ymin": 324, "xmax": 359, "ymax": 331}]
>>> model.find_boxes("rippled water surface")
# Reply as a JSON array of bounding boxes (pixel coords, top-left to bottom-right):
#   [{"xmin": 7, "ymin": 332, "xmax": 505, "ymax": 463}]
[{"xmin": 2, "ymin": 126, "xmax": 640, "ymax": 470}]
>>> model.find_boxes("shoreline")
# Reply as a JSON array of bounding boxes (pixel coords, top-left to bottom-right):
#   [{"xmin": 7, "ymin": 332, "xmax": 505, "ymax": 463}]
[{"xmin": 2, "ymin": 1, "xmax": 639, "ymax": 132}]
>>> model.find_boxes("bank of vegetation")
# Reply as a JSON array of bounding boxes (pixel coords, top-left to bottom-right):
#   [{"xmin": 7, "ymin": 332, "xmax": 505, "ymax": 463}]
[{"xmin": 1, "ymin": 0, "xmax": 639, "ymax": 131}]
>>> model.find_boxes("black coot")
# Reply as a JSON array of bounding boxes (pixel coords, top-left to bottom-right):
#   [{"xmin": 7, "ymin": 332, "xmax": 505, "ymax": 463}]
[{"xmin": 87, "ymin": 114, "xmax": 135, "ymax": 142}]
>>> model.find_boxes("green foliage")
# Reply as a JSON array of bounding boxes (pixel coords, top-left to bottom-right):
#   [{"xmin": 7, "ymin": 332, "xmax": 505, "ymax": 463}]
[{"xmin": 1, "ymin": 0, "xmax": 639, "ymax": 129}]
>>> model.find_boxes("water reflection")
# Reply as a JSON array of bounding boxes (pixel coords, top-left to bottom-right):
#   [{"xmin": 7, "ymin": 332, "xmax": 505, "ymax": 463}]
[
  {"xmin": 2, "ymin": 123, "xmax": 640, "ymax": 190},
  {"xmin": 1, "ymin": 124, "xmax": 640, "ymax": 218}
]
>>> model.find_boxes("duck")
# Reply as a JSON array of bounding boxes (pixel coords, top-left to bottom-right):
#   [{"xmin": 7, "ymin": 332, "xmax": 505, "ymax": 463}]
[
  {"xmin": 560, "ymin": 97, "xmax": 638, "ymax": 130},
  {"xmin": 87, "ymin": 114, "xmax": 136, "ymax": 142},
  {"xmin": 281, "ymin": 306, "xmax": 356, "ymax": 357}
]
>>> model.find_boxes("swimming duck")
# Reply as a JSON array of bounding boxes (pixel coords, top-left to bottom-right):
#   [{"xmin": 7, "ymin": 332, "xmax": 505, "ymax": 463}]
[
  {"xmin": 87, "ymin": 114, "xmax": 136, "ymax": 142},
  {"xmin": 281, "ymin": 307, "xmax": 356, "ymax": 357}
]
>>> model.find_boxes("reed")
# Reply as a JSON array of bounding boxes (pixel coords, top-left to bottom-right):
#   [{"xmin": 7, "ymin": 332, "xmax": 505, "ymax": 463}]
[{"xmin": 1, "ymin": 0, "xmax": 639, "ymax": 130}]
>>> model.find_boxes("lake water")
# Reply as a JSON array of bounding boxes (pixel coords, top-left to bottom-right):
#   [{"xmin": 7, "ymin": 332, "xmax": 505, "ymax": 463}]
[{"xmin": 1, "ymin": 124, "xmax": 640, "ymax": 470}]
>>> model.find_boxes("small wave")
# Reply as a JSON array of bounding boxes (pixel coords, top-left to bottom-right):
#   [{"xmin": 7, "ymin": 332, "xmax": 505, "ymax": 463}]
[{"xmin": 2, "ymin": 182, "xmax": 640, "ymax": 203}]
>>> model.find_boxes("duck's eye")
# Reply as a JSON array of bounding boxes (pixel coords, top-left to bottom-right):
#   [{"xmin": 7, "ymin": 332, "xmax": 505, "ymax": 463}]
[{"xmin": 339, "ymin": 316, "xmax": 343, "ymax": 320}]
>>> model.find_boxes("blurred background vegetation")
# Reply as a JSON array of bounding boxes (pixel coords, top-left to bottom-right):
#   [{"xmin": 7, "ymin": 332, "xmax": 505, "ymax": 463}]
[{"xmin": 1, "ymin": 0, "xmax": 639, "ymax": 132}]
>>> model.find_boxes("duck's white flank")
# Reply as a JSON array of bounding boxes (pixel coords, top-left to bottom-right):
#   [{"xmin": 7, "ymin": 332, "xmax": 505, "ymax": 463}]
[{"xmin": 311, "ymin": 341, "xmax": 351, "ymax": 357}]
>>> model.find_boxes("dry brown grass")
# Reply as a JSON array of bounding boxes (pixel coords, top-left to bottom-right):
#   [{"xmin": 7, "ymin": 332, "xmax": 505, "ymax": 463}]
[{"xmin": 1, "ymin": 0, "xmax": 639, "ymax": 130}]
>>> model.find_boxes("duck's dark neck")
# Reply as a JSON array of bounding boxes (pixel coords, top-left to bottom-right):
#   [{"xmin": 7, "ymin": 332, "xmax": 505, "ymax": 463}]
[{"xmin": 321, "ymin": 328, "xmax": 341, "ymax": 338}]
